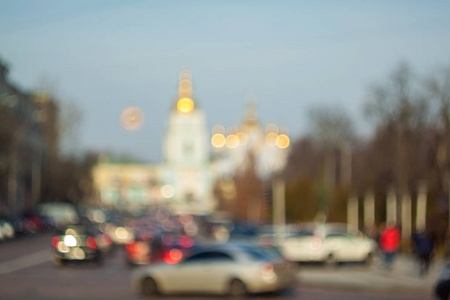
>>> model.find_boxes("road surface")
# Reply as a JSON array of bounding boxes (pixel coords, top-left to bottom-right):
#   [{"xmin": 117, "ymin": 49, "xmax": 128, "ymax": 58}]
[{"xmin": 0, "ymin": 233, "xmax": 436, "ymax": 300}]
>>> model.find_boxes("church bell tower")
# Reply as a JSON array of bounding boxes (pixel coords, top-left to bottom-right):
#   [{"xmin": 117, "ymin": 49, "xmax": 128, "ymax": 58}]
[{"xmin": 161, "ymin": 70, "xmax": 212, "ymax": 214}]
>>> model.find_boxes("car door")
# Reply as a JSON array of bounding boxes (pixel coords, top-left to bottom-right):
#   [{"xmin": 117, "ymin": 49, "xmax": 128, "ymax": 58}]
[
  {"xmin": 324, "ymin": 233, "xmax": 354, "ymax": 261},
  {"xmin": 165, "ymin": 251, "xmax": 232, "ymax": 293},
  {"xmin": 165, "ymin": 251, "xmax": 210, "ymax": 293},
  {"xmin": 199, "ymin": 251, "xmax": 235, "ymax": 293}
]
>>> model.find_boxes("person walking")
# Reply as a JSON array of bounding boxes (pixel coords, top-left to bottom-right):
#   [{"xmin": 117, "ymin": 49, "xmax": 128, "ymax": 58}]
[
  {"xmin": 412, "ymin": 227, "xmax": 435, "ymax": 276},
  {"xmin": 379, "ymin": 223, "xmax": 401, "ymax": 270}
]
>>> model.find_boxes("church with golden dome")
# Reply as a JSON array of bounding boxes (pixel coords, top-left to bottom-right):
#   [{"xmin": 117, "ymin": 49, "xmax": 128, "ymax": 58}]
[
  {"xmin": 92, "ymin": 71, "xmax": 290, "ymax": 216},
  {"xmin": 160, "ymin": 70, "xmax": 213, "ymax": 214}
]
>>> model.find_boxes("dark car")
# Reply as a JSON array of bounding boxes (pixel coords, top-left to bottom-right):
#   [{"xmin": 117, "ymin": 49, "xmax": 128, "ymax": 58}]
[
  {"xmin": 436, "ymin": 264, "xmax": 450, "ymax": 300},
  {"xmin": 50, "ymin": 224, "xmax": 103, "ymax": 266},
  {"xmin": 125, "ymin": 232, "xmax": 199, "ymax": 266}
]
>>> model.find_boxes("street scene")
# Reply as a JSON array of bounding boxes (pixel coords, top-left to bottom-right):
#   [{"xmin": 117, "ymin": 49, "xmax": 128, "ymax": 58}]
[
  {"xmin": 0, "ymin": 228, "xmax": 443, "ymax": 300},
  {"xmin": 1, "ymin": 1, "xmax": 450, "ymax": 299}
]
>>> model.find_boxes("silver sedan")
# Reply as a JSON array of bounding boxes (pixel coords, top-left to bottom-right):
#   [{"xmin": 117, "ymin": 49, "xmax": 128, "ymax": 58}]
[{"xmin": 131, "ymin": 244, "xmax": 297, "ymax": 297}]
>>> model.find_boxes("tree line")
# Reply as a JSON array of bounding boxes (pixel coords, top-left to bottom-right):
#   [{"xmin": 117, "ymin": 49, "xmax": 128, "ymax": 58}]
[{"xmin": 283, "ymin": 62, "xmax": 450, "ymax": 239}]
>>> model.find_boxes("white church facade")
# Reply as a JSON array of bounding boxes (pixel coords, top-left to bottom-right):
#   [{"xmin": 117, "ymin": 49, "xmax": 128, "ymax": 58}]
[{"xmin": 92, "ymin": 71, "xmax": 290, "ymax": 215}]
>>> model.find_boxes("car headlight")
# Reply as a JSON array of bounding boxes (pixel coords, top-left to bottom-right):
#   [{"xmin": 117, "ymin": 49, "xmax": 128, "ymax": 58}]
[{"xmin": 64, "ymin": 235, "xmax": 77, "ymax": 247}]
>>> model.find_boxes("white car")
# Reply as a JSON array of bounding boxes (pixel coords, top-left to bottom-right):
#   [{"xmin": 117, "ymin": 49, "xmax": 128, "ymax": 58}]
[
  {"xmin": 131, "ymin": 243, "xmax": 297, "ymax": 297},
  {"xmin": 0, "ymin": 219, "xmax": 15, "ymax": 240},
  {"xmin": 268, "ymin": 223, "xmax": 378, "ymax": 266}
]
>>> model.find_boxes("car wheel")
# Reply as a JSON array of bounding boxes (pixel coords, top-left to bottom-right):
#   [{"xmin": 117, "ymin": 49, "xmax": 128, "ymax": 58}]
[
  {"xmin": 324, "ymin": 254, "xmax": 337, "ymax": 268},
  {"xmin": 229, "ymin": 279, "xmax": 247, "ymax": 297},
  {"xmin": 142, "ymin": 277, "xmax": 158, "ymax": 296}
]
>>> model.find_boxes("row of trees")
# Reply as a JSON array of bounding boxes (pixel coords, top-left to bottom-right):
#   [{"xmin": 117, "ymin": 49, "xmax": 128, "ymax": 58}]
[{"xmin": 283, "ymin": 62, "xmax": 450, "ymax": 235}]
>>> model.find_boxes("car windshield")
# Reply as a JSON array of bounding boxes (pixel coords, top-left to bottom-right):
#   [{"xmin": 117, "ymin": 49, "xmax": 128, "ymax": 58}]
[{"xmin": 240, "ymin": 245, "xmax": 281, "ymax": 261}]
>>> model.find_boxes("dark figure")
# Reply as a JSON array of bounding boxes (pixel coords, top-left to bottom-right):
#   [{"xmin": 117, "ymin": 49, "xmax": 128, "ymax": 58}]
[
  {"xmin": 379, "ymin": 224, "xmax": 401, "ymax": 270},
  {"xmin": 412, "ymin": 228, "xmax": 435, "ymax": 276}
]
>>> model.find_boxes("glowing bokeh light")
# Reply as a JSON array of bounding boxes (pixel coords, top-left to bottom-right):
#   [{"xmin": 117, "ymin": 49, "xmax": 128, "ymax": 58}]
[
  {"xmin": 276, "ymin": 134, "xmax": 290, "ymax": 149},
  {"xmin": 226, "ymin": 134, "xmax": 240, "ymax": 149},
  {"xmin": 73, "ymin": 248, "xmax": 86, "ymax": 260},
  {"xmin": 87, "ymin": 236, "xmax": 98, "ymax": 249},
  {"xmin": 211, "ymin": 133, "xmax": 226, "ymax": 148},
  {"xmin": 120, "ymin": 106, "xmax": 145, "ymax": 131},
  {"xmin": 169, "ymin": 249, "xmax": 183, "ymax": 261},
  {"xmin": 52, "ymin": 236, "xmax": 60, "ymax": 248},
  {"xmin": 64, "ymin": 235, "xmax": 77, "ymax": 247},
  {"xmin": 57, "ymin": 241, "xmax": 69, "ymax": 253},
  {"xmin": 177, "ymin": 98, "xmax": 194, "ymax": 113},
  {"xmin": 161, "ymin": 185, "xmax": 175, "ymax": 198},
  {"xmin": 115, "ymin": 227, "xmax": 129, "ymax": 240}
]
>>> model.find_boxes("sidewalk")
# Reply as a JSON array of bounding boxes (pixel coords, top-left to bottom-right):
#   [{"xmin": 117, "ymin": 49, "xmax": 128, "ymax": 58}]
[{"xmin": 297, "ymin": 255, "xmax": 446, "ymax": 298}]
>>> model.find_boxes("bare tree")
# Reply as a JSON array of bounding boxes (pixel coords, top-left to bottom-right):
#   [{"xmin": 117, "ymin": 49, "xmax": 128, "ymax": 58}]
[
  {"xmin": 365, "ymin": 62, "xmax": 429, "ymax": 196},
  {"xmin": 308, "ymin": 105, "xmax": 355, "ymax": 217},
  {"xmin": 59, "ymin": 100, "xmax": 83, "ymax": 157},
  {"xmin": 38, "ymin": 77, "xmax": 82, "ymax": 157},
  {"xmin": 426, "ymin": 67, "xmax": 450, "ymax": 195},
  {"xmin": 309, "ymin": 106, "xmax": 355, "ymax": 148}
]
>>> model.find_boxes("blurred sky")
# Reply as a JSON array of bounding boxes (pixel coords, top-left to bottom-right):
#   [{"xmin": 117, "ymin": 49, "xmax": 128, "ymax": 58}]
[{"xmin": 1, "ymin": 0, "xmax": 450, "ymax": 162}]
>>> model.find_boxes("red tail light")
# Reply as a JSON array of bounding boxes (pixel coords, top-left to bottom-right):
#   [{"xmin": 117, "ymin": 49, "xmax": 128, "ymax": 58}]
[
  {"xmin": 87, "ymin": 236, "xmax": 98, "ymax": 249},
  {"xmin": 51, "ymin": 236, "xmax": 60, "ymax": 248},
  {"xmin": 163, "ymin": 249, "xmax": 183, "ymax": 264},
  {"xmin": 126, "ymin": 241, "xmax": 137, "ymax": 252}
]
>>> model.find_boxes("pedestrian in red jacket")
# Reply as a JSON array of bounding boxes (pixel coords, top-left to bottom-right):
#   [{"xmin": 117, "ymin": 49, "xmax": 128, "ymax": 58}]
[{"xmin": 379, "ymin": 224, "xmax": 401, "ymax": 269}]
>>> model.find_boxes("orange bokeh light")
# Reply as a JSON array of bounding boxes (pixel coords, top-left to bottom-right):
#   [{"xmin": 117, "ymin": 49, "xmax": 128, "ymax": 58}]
[
  {"xmin": 276, "ymin": 134, "xmax": 290, "ymax": 149},
  {"xmin": 226, "ymin": 134, "xmax": 240, "ymax": 149},
  {"xmin": 177, "ymin": 98, "xmax": 194, "ymax": 113},
  {"xmin": 211, "ymin": 133, "xmax": 226, "ymax": 148}
]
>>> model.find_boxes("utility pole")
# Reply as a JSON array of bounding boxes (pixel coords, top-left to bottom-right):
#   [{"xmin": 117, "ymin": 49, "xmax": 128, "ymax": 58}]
[
  {"xmin": 272, "ymin": 179, "xmax": 286, "ymax": 245},
  {"xmin": 364, "ymin": 190, "xmax": 375, "ymax": 229},
  {"xmin": 416, "ymin": 182, "xmax": 427, "ymax": 230},
  {"xmin": 347, "ymin": 193, "xmax": 358, "ymax": 232},
  {"xmin": 401, "ymin": 193, "xmax": 412, "ymax": 241},
  {"xmin": 386, "ymin": 188, "xmax": 397, "ymax": 224}
]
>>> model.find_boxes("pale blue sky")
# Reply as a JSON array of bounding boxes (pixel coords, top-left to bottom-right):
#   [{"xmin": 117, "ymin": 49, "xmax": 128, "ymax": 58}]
[{"xmin": 1, "ymin": 1, "xmax": 450, "ymax": 162}]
